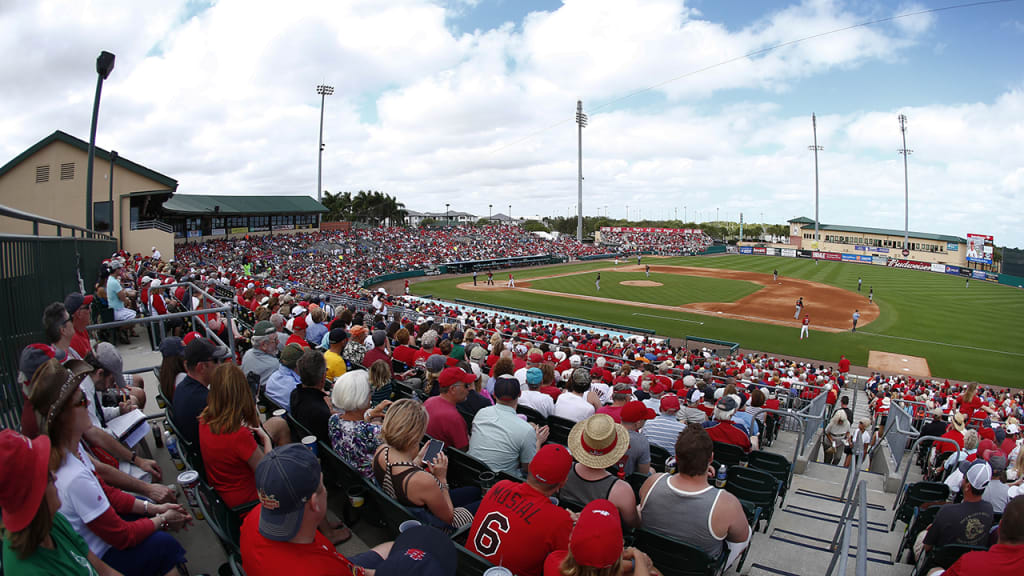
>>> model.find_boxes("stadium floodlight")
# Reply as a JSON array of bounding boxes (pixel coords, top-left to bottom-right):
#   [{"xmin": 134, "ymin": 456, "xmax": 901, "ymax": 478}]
[
  {"xmin": 489, "ymin": 204, "xmax": 492, "ymax": 223},
  {"xmin": 85, "ymin": 51, "xmax": 116, "ymax": 230},
  {"xmin": 809, "ymin": 113, "xmax": 824, "ymax": 246},
  {"xmin": 508, "ymin": 204, "xmax": 512, "ymax": 226},
  {"xmin": 576, "ymin": 100, "xmax": 587, "ymax": 242},
  {"xmin": 898, "ymin": 114, "xmax": 912, "ymax": 256},
  {"xmin": 446, "ymin": 203, "xmax": 450, "ymax": 227},
  {"xmin": 316, "ymin": 84, "xmax": 334, "ymax": 211}
]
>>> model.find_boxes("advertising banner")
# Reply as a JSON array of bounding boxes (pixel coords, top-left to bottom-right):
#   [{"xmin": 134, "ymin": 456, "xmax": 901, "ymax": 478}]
[
  {"xmin": 888, "ymin": 259, "xmax": 931, "ymax": 272},
  {"xmin": 272, "ymin": 224, "xmax": 295, "ymax": 231},
  {"xmin": 986, "ymin": 272, "xmax": 999, "ymax": 281},
  {"xmin": 229, "ymin": 227, "xmax": 248, "ymax": 234},
  {"xmin": 944, "ymin": 266, "xmax": 960, "ymax": 275},
  {"xmin": 765, "ymin": 247, "xmax": 777, "ymax": 256},
  {"xmin": 966, "ymin": 233, "xmax": 994, "ymax": 265},
  {"xmin": 211, "ymin": 228, "xmax": 226, "ymax": 236},
  {"xmin": 872, "ymin": 255, "xmax": 888, "ymax": 265},
  {"xmin": 781, "ymin": 248, "xmax": 797, "ymax": 258},
  {"xmin": 813, "ymin": 251, "xmax": 842, "ymax": 261},
  {"xmin": 599, "ymin": 227, "xmax": 699, "ymax": 234},
  {"xmin": 186, "ymin": 230, "xmax": 202, "ymax": 238},
  {"xmin": 249, "ymin": 225, "xmax": 269, "ymax": 232},
  {"xmin": 972, "ymin": 270, "xmax": 987, "ymax": 280},
  {"xmin": 739, "ymin": 246, "xmax": 753, "ymax": 254},
  {"xmin": 930, "ymin": 263, "xmax": 947, "ymax": 274},
  {"xmin": 753, "ymin": 247, "xmax": 766, "ymax": 255},
  {"xmin": 797, "ymin": 250, "xmax": 813, "ymax": 259},
  {"xmin": 947, "ymin": 243, "xmax": 959, "ymax": 252},
  {"xmin": 959, "ymin": 267, "xmax": 972, "ymax": 277},
  {"xmin": 854, "ymin": 245, "xmax": 865, "ymax": 251},
  {"xmin": 859, "ymin": 255, "xmax": 873, "ymax": 262},
  {"xmin": 842, "ymin": 254, "xmax": 858, "ymax": 262}
]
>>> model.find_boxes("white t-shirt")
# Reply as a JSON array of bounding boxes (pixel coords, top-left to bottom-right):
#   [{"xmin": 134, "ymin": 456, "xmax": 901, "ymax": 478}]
[
  {"xmin": 553, "ymin": 392, "xmax": 595, "ymax": 422},
  {"xmin": 79, "ymin": 375, "xmax": 119, "ymax": 429},
  {"xmin": 590, "ymin": 382, "xmax": 612, "ymax": 405},
  {"xmin": 519, "ymin": 390, "xmax": 555, "ymax": 418},
  {"xmin": 56, "ymin": 444, "xmax": 113, "ymax": 558}
]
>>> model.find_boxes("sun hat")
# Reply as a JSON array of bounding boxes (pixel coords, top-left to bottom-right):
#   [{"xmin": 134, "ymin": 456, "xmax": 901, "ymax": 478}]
[
  {"xmin": 279, "ymin": 343, "xmax": 304, "ymax": 369},
  {"xmin": 28, "ymin": 358, "xmax": 93, "ymax": 433},
  {"xmin": 469, "ymin": 345, "xmax": 487, "ymax": 362},
  {"xmin": 438, "ymin": 366, "xmax": 475, "ymax": 388},
  {"xmin": 0, "ymin": 430, "xmax": 51, "ymax": 532},
  {"xmin": 951, "ymin": 412, "xmax": 967, "ymax": 432},
  {"xmin": 374, "ymin": 525, "xmax": 457, "ymax": 576},
  {"xmin": 569, "ymin": 500, "xmax": 623, "ymax": 568},
  {"xmin": 568, "ymin": 414, "xmax": 630, "ymax": 469},
  {"xmin": 621, "ymin": 401, "xmax": 656, "ymax": 423},
  {"xmin": 255, "ymin": 444, "xmax": 321, "ymax": 541},
  {"xmin": 965, "ymin": 461, "xmax": 992, "ymax": 491},
  {"xmin": 530, "ymin": 444, "xmax": 573, "ymax": 485}
]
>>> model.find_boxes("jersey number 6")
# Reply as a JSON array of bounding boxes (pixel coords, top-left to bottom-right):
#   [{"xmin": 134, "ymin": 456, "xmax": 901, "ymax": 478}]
[{"xmin": 473, "ymin": 511, "xmax": 511, "ymax": 556}]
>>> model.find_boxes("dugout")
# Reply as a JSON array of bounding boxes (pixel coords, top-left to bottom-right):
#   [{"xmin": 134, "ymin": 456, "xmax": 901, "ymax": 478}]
[
  {"xmin": 445, "ymin": 253, "xmax": 562, "ymax": 274},
  {"xmin": 684, "ymin": 335, "xmax": 740, "ymax": 356}
]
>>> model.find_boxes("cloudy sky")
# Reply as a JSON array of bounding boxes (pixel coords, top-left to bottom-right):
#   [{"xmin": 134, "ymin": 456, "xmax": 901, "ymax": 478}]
[{"xmin": 3, "ymin": 0, "xmax": 1023, "ymax": 246}]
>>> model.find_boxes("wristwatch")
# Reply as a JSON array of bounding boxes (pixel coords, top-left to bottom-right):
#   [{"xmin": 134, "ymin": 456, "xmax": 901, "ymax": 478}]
[{"xmin": 130, "ymin": 450, "xmax": 138, "ymax": 464}]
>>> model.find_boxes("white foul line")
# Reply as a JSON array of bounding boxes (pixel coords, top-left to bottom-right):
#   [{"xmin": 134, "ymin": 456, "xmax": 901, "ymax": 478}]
[
  {"xmin": 632, "ymin": 313, "xmax": 704, "ymax": 325},
  {"xmin": 856, "ymin": 331, "xmax": 1024, "ymax": 357}
]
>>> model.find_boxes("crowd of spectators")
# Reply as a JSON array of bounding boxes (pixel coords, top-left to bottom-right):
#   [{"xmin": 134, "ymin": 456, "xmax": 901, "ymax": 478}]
[{"xmin": 598, "ymin": 229, "xmax": 713, "ymax": 254}]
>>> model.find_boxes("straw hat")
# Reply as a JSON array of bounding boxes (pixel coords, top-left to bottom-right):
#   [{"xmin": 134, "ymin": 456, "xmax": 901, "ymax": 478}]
[
  {"xmin": 568, "ymin": 414, "xmax": 629, "ymax": 469},
  {"xmin": 951, "ymin": 412, "xmax": 967, "ymax": 432}
]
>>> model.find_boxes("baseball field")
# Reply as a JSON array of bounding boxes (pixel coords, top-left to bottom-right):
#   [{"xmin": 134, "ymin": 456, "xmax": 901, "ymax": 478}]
[{"xmin": 411, "ymin": 254, "xmax": 1024, "ymax": 388}]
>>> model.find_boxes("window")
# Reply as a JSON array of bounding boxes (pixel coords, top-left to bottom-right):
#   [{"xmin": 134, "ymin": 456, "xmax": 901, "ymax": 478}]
[
  {"xmin": 93, "ymin": 201, "xmax": 112, "ymax": 232},
  {"xmin": 35, "ymin": 165, "xmax": 49, "ymax": 183},
  {"xmin": 60, "ymin": 162, "xmax": 75, "ymax": 180}
]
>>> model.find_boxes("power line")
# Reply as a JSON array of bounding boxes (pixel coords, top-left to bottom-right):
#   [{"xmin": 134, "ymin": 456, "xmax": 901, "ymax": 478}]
[{"xmin": 486, "ymin": 0, "xmax": 1016, "ymax": 156}]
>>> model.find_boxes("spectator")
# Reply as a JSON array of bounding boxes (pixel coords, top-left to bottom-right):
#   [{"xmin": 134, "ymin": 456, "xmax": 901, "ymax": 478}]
[
  {"xmin": 982, "ymin": 451, "xmax": 1011, "ymax": 514},
  {"xmin": 621, "ymin": 401, "xmax": 655, "ymax": 476},
  {"xmin": 643, "ymin": 394, "xmax": 687, "ymax": 452},
  {"xmin": 304, "ymin": 308, "xmax": 328, "ymax": 347},
  {"xmin": 362, "ymin": 330, "xmax": 391, "ymax": 373},
  {"xmin": 241, "ymin": 321, "xmax": 280, "ymax": 389},
  {"xmin": 41, "ymin": 301, "xmax": 73, "ymax": 363},
  {"xmin": 919, "ymin": 462, "xmax": 994, "ymax": 558},
  {"xmin": 424, "ymin": 366, "xmax": 474, "ymax": 451},
  {"xmin": 943, "ymin": 494, "xmax": 1024, "ymax": 575},
  {"xmin": 270, "ymin": 313, "xmax": 289, "ymax": 352},
  {"xmin": 289, "ymin": 349, "xmax": 332, "ymax": 445},
  {"xmin": 264, "ymin": 343, "xmax": 303, "ymax": 412},
  {"xmin": 538, "ymin": 362, "xmax": 563, "ymax": 402},
  {"xmin": 938, "ymin": 413, "xmax": 968, "ymax": 455},
  {"xmin": 678, "ymin": 389, "xmax": 709, "ymax": 425},
  {"xmin": 63, "ymin": 292, "xmax": 95, "ymax": 361},
  {"xmin": 597, "ymin": 383, "xmax": 634, "ymax": 423},
  {"xmin": 372, "ymin": 399, "xmax": 480, "ymax": 531},
  {"xmin": 845, "ymin": 418, "xmax": 872, "ymax": 468},
  {"xmin": 157, "ymin": 337, "xmax": 186, "ymax": 404},
  {"xmin": 520, "ymin": 366, "xmax": 555, "ymax": 417},
  {"xmin": 702, "ymin": 396, "xmax": 752, "ymax": 453},
  {"xmin": 198, "ymin": 362, "xmax": 273, "ymax": 509},
  {"xmin": 823, "ymin": 409, "xmax": 851, "ymax": 466},
  {"xmin": 33, "ymin": 359, "xmax": 191, "ymax": 576},
  {"xmin": 344, "ymin": 325, "xmax": 369, "ymax": 368},
  {"xmin": 562, "ymin": 414, "xmax": 640, "ymax": 528},
  {"xmin": 328, "ymin": 370, "xmax": 391, "ymax": 478},
  {"xmin": 467, "ymin": 444, "xmax": 576, "ymax": 576},
  {"xmin": 639, "ymin": 425, "xmax": 750, "ymax": 568},
  {"xmin": 105, "ymin": 261, "xmax": 137, "ymax": 322},
  {"xmin": 554, "ymin": 368, "xmax": 600, "ymax": 422},
  {"xmin": 285, "ymin": 315, "xmax": 309, "ymax": 349},
  {"xmin": 368, "ymin": 358, "xmax": 394, "ymax": 407},
  {"xmin": 468, "ymin": 375, "xmax": 549, "ymax": 476},
  {"xmin": 0, "ymin": 429, "xmax": 121, "ymax": 575},
  {"xmin": 543, "ymin": 499, "xmax": 654, "ymax": 576},
  {"xmin": 240, "ymin": 445, "xmax": 391, "ymax": 576},
  {"xmin": 172, "ymin": 337, "xmax": 231, "ymax": 446}
]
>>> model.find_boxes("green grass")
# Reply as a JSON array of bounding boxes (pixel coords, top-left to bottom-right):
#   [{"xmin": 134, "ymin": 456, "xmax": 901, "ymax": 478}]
[
  {"xmin": 528, "ymin": 271, "xmax": 760, "ymax": 306},
  {"xmin": 414, "ymin": 256, "xmax": 1024, "ymax": 387}
]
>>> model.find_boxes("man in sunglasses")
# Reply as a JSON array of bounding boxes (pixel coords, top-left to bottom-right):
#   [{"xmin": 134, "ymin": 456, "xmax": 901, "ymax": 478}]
[{"xmin": 172, "ymin": 337, "xmax": 231, "ymax": 445}]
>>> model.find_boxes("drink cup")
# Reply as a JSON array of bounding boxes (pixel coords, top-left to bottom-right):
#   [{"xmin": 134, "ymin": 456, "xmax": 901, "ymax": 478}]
[
  {"xmin": 399, "ymin": 520, "xmax": 421, "ymax": 533},
  {"xmin": 484, "ymin": 567, "xmax": 513, "ymax": 576},
  {"xmin": 347, "ymin": 485, "xmax": 366, "ymax": 508},
  {"xmin": 301, "ymin": 435, "xmax": 318, "ymax": 456},
  {"xmin": 177, "ymin": 470, "xmax": 204, "ymax": 520},
  {"xmin": 272, "ymin": 409, "xmax": 286, "ymax": 419}
]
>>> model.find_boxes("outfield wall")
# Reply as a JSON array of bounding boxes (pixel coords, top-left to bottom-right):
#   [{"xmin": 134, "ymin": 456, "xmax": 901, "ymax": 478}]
[{"xmin": 729, "ymin": 245, "xmax": 1018, "ymax": 286}]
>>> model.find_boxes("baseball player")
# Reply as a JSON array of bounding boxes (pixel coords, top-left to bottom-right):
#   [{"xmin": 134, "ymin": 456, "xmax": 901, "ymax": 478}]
[
  {"xmin": 857, "ymin": 277, "xmax": 862, "ymax": 291},
  {"xmin": 868, "ymin": 287, "xmax": 873, "ymax": 303},
  {"xmin": 645, "ymin": 264, "xmax": 650, "ymax": 278},
  {"xmin": 637, "ymin": 254, "xmax": 642, "ymax": 265},
  {"xmin": 487, "ymin": 271, "xmax": 494, "ymax": 285},
  {"xmin": 852, "ymin": 309, "xmax": 860, "ymax": 332},
  {"xmin": 794, "ymin": 297, "xmax": 803, "ymax": 319},
  {"xmin": 595, "ymin": 272, "xmax": 601, "ymax": 291},
  {"xmin": 507, "ymin": 273, "xmax": 515, "ymax": 288},
  {"xmin": 404, "ymin": 279, "xmax": 410, "ymax": 295},
  {"xmin": 773, "ymin": 269, "xmax": 778, "ymax": 282},
  {"xmin": 473, "ymin": 270, "xmax": 478, "ymax": 286},
  {"xmin": 800, "ymin": 315, "xmax": 810, "ymax": 340}
]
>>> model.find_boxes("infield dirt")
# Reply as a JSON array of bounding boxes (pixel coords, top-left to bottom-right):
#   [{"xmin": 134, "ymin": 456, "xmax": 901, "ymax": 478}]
[{"xmin": 457, "ymin": 264, "xmax": 879, "ymax": 333}]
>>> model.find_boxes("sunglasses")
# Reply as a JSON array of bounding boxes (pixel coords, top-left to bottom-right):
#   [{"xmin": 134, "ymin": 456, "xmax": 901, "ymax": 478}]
[
  {"xmin": 48, "ymin": 471, "xmax": 57, "ymax": 484},
  {"xmin": 71, "ymin": 395, "xmax": 89, "ymax": 408}
]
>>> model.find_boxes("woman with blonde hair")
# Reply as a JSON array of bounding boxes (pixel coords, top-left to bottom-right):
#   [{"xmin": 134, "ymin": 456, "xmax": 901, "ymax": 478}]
[
  {"xmin": 372, "ymin": 399, "xmax": 479, "ymax": 532},
  {"xmin": 198, "ymin": 362, "xmax": 272, "ymax": 509},
  {"xmin": 368, "ymin": 359, "xmax": 394, "ymax": 406}
]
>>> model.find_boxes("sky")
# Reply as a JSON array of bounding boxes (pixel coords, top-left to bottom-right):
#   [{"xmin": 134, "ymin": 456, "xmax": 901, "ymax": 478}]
[{"xmin": 2, "ymin": 0, "xmax": 1023, "ymax": 246}]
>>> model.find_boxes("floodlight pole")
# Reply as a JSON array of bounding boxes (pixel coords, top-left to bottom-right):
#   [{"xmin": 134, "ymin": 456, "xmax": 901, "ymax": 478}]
[
  {"xmin": 576, "ymin": 100, "xmax": 587, "ymax": 242},
  {"xmin": 809, "ymin": 113, "xmax": 824, "ymax": 247},
  {"xmin": 898, "ymin": 114, "xmax": 912, "ymax": 252},
  {"xmin": 85, "ymin": 51, "xmax": 115, "ymax": 230},
  {"xmin": 316, "ymin": 84, "xmax": 333, "ymax": 206}
]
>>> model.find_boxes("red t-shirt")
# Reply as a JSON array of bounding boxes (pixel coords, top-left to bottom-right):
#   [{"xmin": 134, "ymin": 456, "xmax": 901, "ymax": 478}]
[
  {"xmin": 937, "ymin": 429, "xmax": 964, "ymax": 454},
  {"xmin": 199, "ymin": 422, "xmax": 259, "ymax": 509},
  {"xmin": 467, "ymin": 481, "xmax": 573, "ymax": 576},
  {"xmin": 70, "ymin": 329, "xmax": 92, "ymax": 360},
  {"xmin": 538, "ymin": 385, "xmax": 562, "ymax": 402},
  {"xmin": 286, "ymin": 334, "xmax": 310, "ymax": 349},
  {"xmin": 838, "ymin": 358, "xmax": 850, "ymax": 373},
  {"xmin": 705, "ymin": 420, "xmax": 752, "ymax": 452},
  {"xmin": 958, "ymin": 395, "xmax": 983, "ymax": 415},
  {"xmin": 240, "ymin": 504, "xmax": 365, "ymax": 576},
  {"xmin": 596, "ymin": 405, "xmax": 624, "ymax": 423},
  {"xmin": 424, "ymin": 396, "xmax": 469, "ymax": 450},
  {"xmin": 392, "ymin": 345, "xmax": 416, "ymax": 366},
  {"xmin": 543, "ymin": 549, "xmax": 569, "ymax": 576},
  {"xmin": 945, "ymin": 544, "xmax": 1024, "ymax": 576}
]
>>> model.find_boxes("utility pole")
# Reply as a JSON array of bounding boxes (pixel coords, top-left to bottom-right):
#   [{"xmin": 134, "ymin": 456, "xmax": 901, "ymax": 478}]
[
  {"xmin": 898, "ymin": 114, "xmax": 912, "ymax": 255},
  {"xmin": 576, "ymin": 101, "xmax": 587, "ymax": 242},
  {"xmin": 809, "ymin": 113, "xmax": 824, "ymax": 247}
]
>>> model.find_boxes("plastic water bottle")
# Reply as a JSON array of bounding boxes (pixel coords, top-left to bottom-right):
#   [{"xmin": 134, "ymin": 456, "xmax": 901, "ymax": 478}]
[
  {"xmin": 715, "ymin": 464, "xmax": 727, "ymax": 489},
  {"xmin": 164, "ymin": 431, "xmax": 182, "ymax": 468}
]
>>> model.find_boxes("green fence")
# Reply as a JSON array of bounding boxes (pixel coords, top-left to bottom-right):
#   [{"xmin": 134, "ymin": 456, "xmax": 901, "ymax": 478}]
[
  {"xmin": 454, "ymin": 298, "xmax": 656, "ymax": 335},
  {"xmin": 361, "ymin": 270, "xmax": 428, "ymax": 288},
  {"xmin": 998, "ymin": 273, "xmax": 1024, "ymax": 288},
  {"xmin": 1, "ymin": 208, "xmax": 116, "ymax": 429}
]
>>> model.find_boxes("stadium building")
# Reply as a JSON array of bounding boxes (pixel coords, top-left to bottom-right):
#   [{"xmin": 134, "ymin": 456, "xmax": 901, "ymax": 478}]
[{"xmin": 0, "ymin": 130, "xmax": 325, "ymax": 255}]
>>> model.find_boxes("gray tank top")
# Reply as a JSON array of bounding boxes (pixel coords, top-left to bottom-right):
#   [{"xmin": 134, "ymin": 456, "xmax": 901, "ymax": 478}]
[
  {"xmin": 560, "ymin": 465, "xmax": 617, "ymax": 506},
  {"xmin": 640, "ymin": 474, "xmax": 724, "ymax": 558}
]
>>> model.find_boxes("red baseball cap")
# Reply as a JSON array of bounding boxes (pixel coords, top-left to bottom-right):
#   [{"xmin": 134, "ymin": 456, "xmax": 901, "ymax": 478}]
[
  {"xmin": 529, "ymin": 444, "xmax": 573, "ymax": 484},
  {"xmin": 438, "ymin": 367, "xmax": 475, "ymax": 388},
  {"xmin": 291, "ymin": 315, "xmax": 308, "ymax": 331},
  {"xmin": 0, "ymin": 430, "xmax": 51, "ymax": 533},
  {"xmin": 621, "ymin": 401, "xmax": 656, "ymax": 423},
  {"xmin": 570, "ymin": 500, "xmax": 623, "ymax": 568},
  {"xmin": 182, "ymin": 331, "xmax": 203, "ymax": 345},
  {"xmin": 528, "ymin": 352, "xmax": 544, "ymax": 363},
  {"xmin": 649, "ymin": 383, "xmax": 668, "ymax": 395},
  {"xmin": 660, "ymin": 394, "xmax": 681, "ymax": 412}
]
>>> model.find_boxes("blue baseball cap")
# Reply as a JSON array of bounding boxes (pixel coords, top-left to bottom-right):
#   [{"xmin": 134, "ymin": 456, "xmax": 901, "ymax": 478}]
[
  {"xmin": 255, "ymin": 444, "xmax": 321, "ymax": 541},
  {"xmin": 375, "ymin": 525, "xmax": 456, "ymax": 576}
]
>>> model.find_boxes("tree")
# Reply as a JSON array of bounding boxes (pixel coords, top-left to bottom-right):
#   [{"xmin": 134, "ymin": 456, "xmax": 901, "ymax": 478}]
[{"xmin": 521, "ymin": 219, "xmax": 548, "ymax": 232}]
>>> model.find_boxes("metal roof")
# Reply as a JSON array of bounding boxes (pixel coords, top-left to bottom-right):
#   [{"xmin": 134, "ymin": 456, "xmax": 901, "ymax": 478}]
[
  {"xmin": 0, "ymin": 130, "xmax": 178, "ymax": 189},
  {"xmin": 799, "ymin": 223, "xmax": 964, "ymax": 243},
  {"xmin": 162, "ymin": 194, "xmax": 327, "ymax": 215},
  {"xmin": 787, "ymin": 216, "xmax": 815, "ymax": 224}
]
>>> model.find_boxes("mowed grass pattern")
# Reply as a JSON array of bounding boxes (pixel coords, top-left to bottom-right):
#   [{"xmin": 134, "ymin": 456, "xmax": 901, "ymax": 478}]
[
  {"xmin": 528, "ymin": 271, "xmax": 761, "ymax": 306},
  {"xmin": 414, "ymin": 255, "xmax": 1024, "ymax": 387}
]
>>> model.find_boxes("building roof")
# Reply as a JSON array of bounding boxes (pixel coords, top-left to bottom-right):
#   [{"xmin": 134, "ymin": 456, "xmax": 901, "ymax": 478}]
[
  {"xmin": 799, "ymin": 223, "xmax": 965, "ymax": 243},
  {"xmin": 0, "ymin": 130, "xmax": 178, "ymax": 190},
  {"xmin": 788, "ymin": 216, "xmax": 815, "ymax": 224},
  {"xmin": 162, "ymin": 193, "xmax": 327, "ymax": 215}
]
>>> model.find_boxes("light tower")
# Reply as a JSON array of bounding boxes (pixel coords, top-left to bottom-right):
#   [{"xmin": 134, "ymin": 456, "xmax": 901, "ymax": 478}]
[
  {"xmin": 898, "ymin": 114, "xmax": 912, "ymax": 255},
  {"xmin": 85, "ymin": 51, "xmax": 116, "ymax": 230},
  {"xmin": 316, "ymin": 84, "xmax": 334, "ymax": 205},
  {"xmin": 575, "ymin": 100, "xmax": 588, "ymax": 242},
  {"xmin": 809, "ymin": 113, "xmax": 824, "ymax": 247}
]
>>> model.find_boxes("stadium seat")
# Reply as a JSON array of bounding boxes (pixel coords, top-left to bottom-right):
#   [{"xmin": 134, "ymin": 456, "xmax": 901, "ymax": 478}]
[
  {"xmin": 896, "ymin": 504, "xmax": 943, "ymax": 564},
  {"xmin": 444, "ymin": 447, "xmax": 495, "ymax": 490},
  {"xmin": 362, "ymin": 479, "xmax": 417, "ymax": 537},
  {"xmin": 649, "ymin": 444, "xmax": 671, "ymax": 473},
  {"xmin": 891, "ymin": 481, "xmax": 950, "ymax": 530},
  {"xmin": 712, "ymin": 441, "xmax": 746, "ymax": 468},
  {"xmin": 747, "ymin": 450, "xmax": 793, "ymax": 504},
  {"xmin": 725, "ymin": 467, "xmax": 780, "ymax": 532},
  {"xmin": 546, "ymin": 415, "xmax": 576, "ymax": 446},
  {"xmin": 165, "ymin": 410, "xmax": 204, "ymax": 480},
  {"xmin": 912, "ymin": 544, "xmax": 988, "ymax": 576},
  {"xmin": 632, "ymin": 527, "xmax": 727, "ymax": 576},
  {"xmin": 516, "ymin": 404, "xmax": 547, "ymax": 426},
  {"xmin": 195, "ymin": 479, "xmax": 257, "ymax": 555}
]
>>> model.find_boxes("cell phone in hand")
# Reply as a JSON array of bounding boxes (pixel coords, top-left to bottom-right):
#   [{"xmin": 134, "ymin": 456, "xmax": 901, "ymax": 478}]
[{"xmin": 422, "ymin": 439, "xmax": 444, "ymax": 466}]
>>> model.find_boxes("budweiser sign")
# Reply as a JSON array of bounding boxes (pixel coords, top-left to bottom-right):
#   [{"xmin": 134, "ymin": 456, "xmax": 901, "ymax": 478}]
[{"xmin": 887, "ymin": 259, "xmax": 931, "ymax": 271}]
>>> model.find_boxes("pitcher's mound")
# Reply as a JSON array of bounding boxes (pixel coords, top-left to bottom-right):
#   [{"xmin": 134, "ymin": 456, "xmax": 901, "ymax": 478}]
[
  {"xmin": 868, "ymin": 350, "xmax": 931, "ymax": 378},
  {"xmin": 620, "ymin": 280, "xmax": 663, "ymax": 287}
]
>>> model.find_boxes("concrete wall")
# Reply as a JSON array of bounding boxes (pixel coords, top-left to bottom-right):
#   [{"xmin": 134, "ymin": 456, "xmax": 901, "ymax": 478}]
[{"xmin": 123, "ymin": 227, "xmax": 174, "ymax": 260}]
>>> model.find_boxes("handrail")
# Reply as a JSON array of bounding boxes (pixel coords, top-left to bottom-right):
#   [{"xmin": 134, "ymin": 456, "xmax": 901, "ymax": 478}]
[
  {"xmin": 826, "ymin": 479, "xmax": 867, "ymax": 576},
  {"xmin": 0, "ymin": 203, "xmax": 114, "ymax": 240},
  {"xmin": 894, "ymin": 436, "xmax": 964, "ymax": 507},
  {"xmin": 751, "ymin": 408, "xmax": 808, "ymax": 476},
  {"xmin": 857, "ymin": 485, "xmax": 867, "ymax": 576},
  {"xmin": 131, "ymin": 219, "xmax": 173, "ymax": 233}
]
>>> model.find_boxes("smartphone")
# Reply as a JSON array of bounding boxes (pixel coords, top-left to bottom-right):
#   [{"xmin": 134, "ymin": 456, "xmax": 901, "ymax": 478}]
[{"xmin": 422, "ymin": 439, "xmax": 445, "ymax": 466}]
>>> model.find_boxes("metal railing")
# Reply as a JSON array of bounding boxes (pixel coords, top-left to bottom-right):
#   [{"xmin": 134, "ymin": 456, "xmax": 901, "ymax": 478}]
[
  {"xmin": 0, "ymin": 203, "xmax": 114, "ymax": 240},
  {"xmin": 894, "ymin": 435, "xmax": 963, "ymax": 503},
  {"xmin": 130, "ymin": 219, "xmax": 173, "ymax": 233},
  {"xmin": 826, "ymin": 478, "xmax": 868, "ymax": 576}
]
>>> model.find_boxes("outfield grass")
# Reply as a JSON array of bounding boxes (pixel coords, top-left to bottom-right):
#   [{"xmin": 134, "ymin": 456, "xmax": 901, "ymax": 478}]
[
  {"xmin": 528, "ymin": 271, "xmax": 760, "ymax": 306},
  {"xmin": 413, "ymin": 255, "xmax": 1024, "ymax": 387}
]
